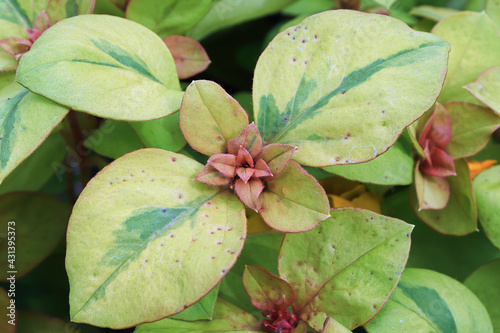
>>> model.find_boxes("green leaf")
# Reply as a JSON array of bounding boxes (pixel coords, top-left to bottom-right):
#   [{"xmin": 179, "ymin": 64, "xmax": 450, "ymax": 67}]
[
  {"xmin": 0, "ymin": 287, "xmax": 14, "ymax": 332},
  {"xmin": 465, "ymin": 66, "xmax": 500, "ymax": 116},
  {"xmin": 444, "ymin": 102, "xmax": 500, "ymax": 159},
  {"xmin": 414, "ymin": 161, "xmax": 450, "ymax": 210},
  {"xmin": 187, "ymin": 0, "xmax": 297, "ymax": 40},
  {"xmin": 474, "ymin": 165, "xmax": 500, "ymax": 250},
  {"xmin": 279, "ymin": 208, "xmax": 413, "ymax": 331},
  {"xmin": 16, "ymin": 15, "xmax": 183, "ymax": 121},
  {"xmin": 322, "ymin": 317, "xmax": 351, "ymax": 333},
  {"xmin": 409, "ymin": 5, "xmax": 459, "ymax": 22},
  {"xmin": 180, "ymin": 80, "xmax": 249, "ymax": 156},
  {"xmin": 433, "ymin": 11, "xmax": 500, "ymax": 103},
  {"xmin": 0, "ymin": 192, "xmax": 71, "ymax": 280},
  {"xmin": 373, "ymin": 0, "xmax": 396, "ymax": 9},
  {"xmin": 365, "ymin": 268, "xmax": 493, "ymax": 333},
  {"xmin": 66, "ymin": 149, "xmax": 246, "ymax": 328},
  {"xmin": 243, "ymin": 265, "xmax": 296, "ymax": 312},
  {"xmin": 126, "ymin": 0, "xmax": 212, "ymax": 37},
  {"xmin": 171, "ymin": 284, "xmax": 220, "ymax": 321},
  {"xmin": 84, "ymin": 120, "xmax": 145, "ymax": 159},
  {"xmin": 134, "ymin": 298, "xmax": 263, "ymax": 333},
  {"xmin": 253, "ymin": 10, "xmax": 449, "ymax": 167},
  {"xmin": 0, "ymin": 132, "xmax": 66, "ymax": 194},
  {"xmin": 323, "ymin": 136, "xmax": 414, "ymax": 185},
  {"xmin": 129, "ymin": 112, "xmax": 186, "ymax": 152},
  {"xmin": 259, "ymin": 161, "xmax": 329, "ymax": 232},
  {"xmin": 0, "ymin": 84, "xmax": 68, "ymax": 185},
  {"xmin": 382, "ymin": 188, "xmax": 500, "ymax": 282},
  {"xmin": 220, "ymin": 232, "xmax": 283, "ymax": 315},
  {"xmin": 46, "ymin": 0, "xmax": 95, "ymax": 23},
  {"xmin": 0, "ymin": 0, "xmax": 47, "ymax": 28},
  {"xmin": 410, "ymin": 159, "xmax": 477, "ymax": 235},
  {"xmin": 465, "ymin": 259, "xmax": 500, "ymax": 333}
]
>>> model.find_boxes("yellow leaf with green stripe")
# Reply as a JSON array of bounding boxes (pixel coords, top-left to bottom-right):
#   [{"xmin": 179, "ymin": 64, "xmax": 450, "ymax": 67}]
[
  {"xmin": 253, "ymin": 10, "xmax": 449, "ymax": 167},
  {"xmin": 16, "ymin": 15, "xmax": 183, "ymax": 121}
]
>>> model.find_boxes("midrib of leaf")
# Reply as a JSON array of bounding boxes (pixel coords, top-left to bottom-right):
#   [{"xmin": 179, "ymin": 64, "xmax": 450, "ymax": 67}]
[
  {"xmin": 388, "ymin": 298, "xmax": 441, "ymax": 332},
  {"xmin": 269, "ymin": 41, "xmax": 445, "ymax": 143},
  {"xmin": 297, "ymin": 229, "xmax": 409, "ymax": 317},
  {"xmin": 72, "ymin": 190, "xmax": 224, "ymax": 317}
]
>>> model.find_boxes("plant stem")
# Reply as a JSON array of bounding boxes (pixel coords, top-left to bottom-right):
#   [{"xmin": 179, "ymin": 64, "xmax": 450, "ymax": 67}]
[{"xmin": 67, "ymin": 110, "xmax": 91, "ymax": 189}]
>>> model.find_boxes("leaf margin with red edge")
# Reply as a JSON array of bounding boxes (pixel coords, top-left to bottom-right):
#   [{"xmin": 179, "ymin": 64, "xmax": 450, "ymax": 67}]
[
  {"xmin": 180, "ymin": 80, "xmax": 249, "ymax": 156},
  {"xmin": 258, "ymin": 161, "xmax": 330, "ymax": 233},
  {"xmin": 415, "ymin": 160, "xmax": 450, "ymax": 210},
  {"xmin": 163, "ymin": 35, "xmax": 211, "ymax": 79},
  {"xmin": 242, "ymin": 265, "xmax": 297, "ymax": 313}
]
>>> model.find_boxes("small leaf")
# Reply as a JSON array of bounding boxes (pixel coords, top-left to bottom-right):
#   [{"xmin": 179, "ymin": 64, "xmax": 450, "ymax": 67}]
[
  {"xmin": 180, "ymin": 80, "xmax": 249, "ymax": 156},
  {"xmin": 323, "ymin": 137, "xmax": 414, "ymax": 185},
  {"xmin": 279, "ymin": 208, "xmax": 413, "ymax": 331},
  {"xmin": 188, "ymin": 0, "xmax": 297, "ymax": 40},
  {"xmin": 258, "ymin": 161, "xmax": 329, "ymax": 232},
  {"xmin": 0, "ymin": 132, "xmax": 66, "ymax": 194},
  {"xmin": 243, "ymin": 265, "xmax": 296, "ymax": 313},
  {"xmin": 129, "ymin": 113, "xmax": 187, "ymax": 152},
  {"xmin": 195, "ymin": 163, "xmax": 232, "ymax": 186},
  {"xmin": 433, "ymin": 12, "xmax": 500, "ymax": 103},
  {"xmin": 84, "ymin": 120, "xmax": 145, "ymax": 159},
  {"xmin": 126, "ymin": 0, "xmax": 212, "ymax": 37},
  {"xmin": 66, "ymin": 149, "xmax": 246, "ymax": 328},
  {"xmin": 235, "ymin": 178, "xmax": 264, "ymax": 211},
  {"xmin": 134, "ymin": 298, "xmax": 263, "ymax": 332},
  {"xmin": 365, "ymin": 268, "xmax": 493, "ymax": 333},
  {"xmin": 16, "ymin": 15, "xmax": 183, "ymax": 121},
  {"xmin": 420, "ymin": 145, "xmax": 456, "ymax": 177},
  {"xmin": 163, "ymin": 35, "xmax": 210, "ymax": 79},
  {"xmin": 465, "ymin": 259, "xmax": 500, "ymax": 332},
  {"xmin": 259, "ymin": 143, "xmax": 296, "ymax": 181},
  {"xmin": 415, "ymin": 162, "xmax": 450, "ymax": 210},
  {"xmin": 0, "ymin": 84, "xmax": 68, "ymax": 185},
  {"xmin": 171, "ymin": 284, "xmax": 220, "ymax": 321},
  {"xmin": 46, "ymin": 0, "xmax": 95, "ymax": 23},
  {"xmin": 322, "ymin": 317, "xmax": 351, "ymax": 333},
  {"xmin": 465, "ymin": 66, "xmax": 500, "ymax": 116},
  {"xmin": 410, "ymin": 159, "xmax": 477, "ymax": 236},
  {"xmin": 227, "ymin": 123, "xmax": 262, "ymax": 157},
  {"xmin": 473, "ymin": 165, "xmax": 500, "ymax": 250},
  {"xmin": 419, "ymin": 104, "xmax": 452, "ymax": 151},
  {"xmin": 0, "ymin": 192, "xmax": 71, "ymax": 280},
  {"xmin": 253, "ymin": 10, "xmax": 449, "ymax": 167},
  {"xmin": 209, "ymin": 154, "xmax": 237, "ymax": 178},
  {"xmin": 444, "ymin": 102, "xmax": 500, "ymax": 159},
  {"xmin": 410, "ymin": 5, "xmax": 458, "ymax": 22}
]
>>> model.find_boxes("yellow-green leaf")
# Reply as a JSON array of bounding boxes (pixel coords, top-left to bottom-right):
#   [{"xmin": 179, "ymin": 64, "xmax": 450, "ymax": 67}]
[
  {"xmin": 16, "ymin": 14, "xmax": 183, "ymax": 121},
  {"xmin": 465, "ymin": 259, "xmax": 500, "ymax": 333},
  {"xmin": 433, "ymin": 11, "xmax": 500, "ymax": 103},
  {"xmin": 66, "ymin": 149, "xmax": 246, "ymax": 328},
  {"xmin": 465, "ymin": 66, "xmax": 500, "ymax": 116},
  {"xmin": 0, "ymin": 83, "xmax": 68, "ymax": 185},
  {"xmin": 410, "ymin": 159, "xmax": 477, "ymax": 236},
  {"xmin": 279, "ymin": 208, "xmax": 413, "ymax": 331},
  {"xmin": 365, "ymin": 268, "xmax": 493, "ymax": 333},
  {"xmin": 253, "ymin": 10, "xmax": 449, "ymax": 167},
  {"xmin": 473, "ymin": 165, "xmax": 500, "ymax": 250}
]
